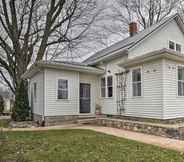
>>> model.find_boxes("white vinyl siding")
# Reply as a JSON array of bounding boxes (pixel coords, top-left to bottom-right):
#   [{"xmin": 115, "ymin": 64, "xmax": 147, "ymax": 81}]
[
  {"xmin": 125, "ymin": 60, "xmax": 163, "ymax": 119},
  {"xmin": 130, "ymin": 20, "xmax": 184, "ymax": 58},
  {"xmin": 98, "ymin": 56, "xmax": 128, "ymax": 115},
  {"xmin": 29, "ymin": 71, "xmax": 44, "ymax": 116},
  {"xmin": 163, "ymin": 59, "xmax": 184, "ymax": 119},
  {"xmin": 44, "ymin": 69, "xmax": 79, "ymax": 116},
  {"xmin": 44, "ymin": 68, "xmax": 98, "ymax": 116}
]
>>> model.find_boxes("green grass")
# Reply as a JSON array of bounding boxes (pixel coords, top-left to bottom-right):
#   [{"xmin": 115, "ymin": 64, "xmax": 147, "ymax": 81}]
[
  {"xmin": 0, "ymin": 129, "xmax": 184, "ymax": 162},
  {"xmin": 0, "ymin": 119, "xmax": 10, "ymax": 128}
]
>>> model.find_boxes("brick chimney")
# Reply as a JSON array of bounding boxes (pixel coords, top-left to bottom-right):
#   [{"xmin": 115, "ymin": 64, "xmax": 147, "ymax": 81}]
[{"xmin": 129, "ymin": 22, "xmax": 138, "ymax": 37}]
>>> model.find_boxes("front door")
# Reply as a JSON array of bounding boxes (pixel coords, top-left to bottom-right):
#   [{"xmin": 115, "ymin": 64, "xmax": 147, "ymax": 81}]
[{"xmin": 80, "ymin": 83, "xmax": 91, "ymax": 113}]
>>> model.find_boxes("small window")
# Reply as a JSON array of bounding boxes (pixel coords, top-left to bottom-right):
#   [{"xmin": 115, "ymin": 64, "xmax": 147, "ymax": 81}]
[
  {"xmin": 132, "ymin": 68, "xmax": 142, "ymax": 96},
  {"xmin": 107, "ymin": 76, "xmax": 113, "ymax": 97},
  {"xmin": 33, "ymin": 83, "xmax": 37, "ymax": 102},
  {"xmin": 57, "ymin": 79, "xmax": 68, "ymax": 99},
  {"xmin": 178, "ymin": 66, "xmax": 184, "ymax": 96},
  {"xmin": 101, "ymin": 77, "xmax": 106, "ymax": 97},
  {"xmin": 176, "ymin": 43, "xmax": 181, "ymax": 52},
  {"xmin": 169, "ymin": 41, "xmax": 175, "ymax": 50}
]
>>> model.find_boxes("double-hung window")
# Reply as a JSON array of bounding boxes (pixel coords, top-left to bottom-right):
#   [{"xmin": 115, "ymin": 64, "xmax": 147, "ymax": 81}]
[
  {"xmin": 169, "ymin": 41, "xmax": 175, "ymax": 50},
  {"xmin": 169, "ymin": 41, "xmax": 182, "ymax": 52},
  {"xmin": 57, "ymin": 79, "xmax": 68, "ymax": 99},
  {"xmin": 178, "ymin": 66, "xmax": 184, "ymax": 96},
  {"xmin": 132, "ymin": 68, "xmax": 142, "ymax": 97},
  {"xmin": 101, "ymin": 77, "xmax": 106, "ymax": 97},
  {"xmin": 176, "ymin": 43, "xmax": 181, "ymax": 52},
  {"xmin": 107, "ymin": 76, "xmax": 113, "ymax": 97},
  {"xmin": 101, "ymin": 76, "xmax": 113, "ymax": 98}
]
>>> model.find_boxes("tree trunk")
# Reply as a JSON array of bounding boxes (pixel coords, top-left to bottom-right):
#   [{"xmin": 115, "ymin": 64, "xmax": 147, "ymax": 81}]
[{"xmin": 12, "ymin": 79, "xmax": 30, "ymax": 121}]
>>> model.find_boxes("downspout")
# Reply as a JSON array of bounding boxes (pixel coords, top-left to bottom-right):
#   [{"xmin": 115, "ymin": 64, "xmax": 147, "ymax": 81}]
[{"xmin": 42, "ymin": 69, "xmax": 45, "ymax": 123}]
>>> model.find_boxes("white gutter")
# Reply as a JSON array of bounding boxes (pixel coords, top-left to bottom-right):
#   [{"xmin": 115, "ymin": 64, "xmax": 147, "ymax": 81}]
[
  {"xmin": 119, "ymin": 48, "xmax": 184, "ymax": 68},
  {"xmin": 22, "ymin": 61, "xmax": 105, "ymax": 79}
]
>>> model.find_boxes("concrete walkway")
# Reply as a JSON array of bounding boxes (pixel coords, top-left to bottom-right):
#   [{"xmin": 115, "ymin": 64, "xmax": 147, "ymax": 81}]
[{"xmin": 2, "ymin": 124, "xmax": 184, "ymax": 152}]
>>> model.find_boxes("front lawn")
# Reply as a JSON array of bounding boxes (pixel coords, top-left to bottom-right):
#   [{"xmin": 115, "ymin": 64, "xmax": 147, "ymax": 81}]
[
  {"xmin": 0, "ymin": 119, "xmax": 10, "ymax": 128},
  {"xmin": 0, "ymin": 129, "xmax": 184, "ymax": 162}
]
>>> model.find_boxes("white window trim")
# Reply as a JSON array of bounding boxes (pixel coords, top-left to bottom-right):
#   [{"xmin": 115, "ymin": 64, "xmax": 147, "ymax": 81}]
[
  {"xmin": 176, "ymin": 43, "xmax": 181, "ymax": 52},
  {"xmin": 131, "ymin": 66, "xmax": 143, "ymax": 98},
  {"xmin": 168, "ymin": 40, "xmax": 175, "ymax": 50},
  {"xmin": 177, "ymin": 65, "xmax": 184, "ymax": 97},
  {"xmin": 56, "ymin": 78, "xmax": 70, "ymax": 100},
  {"xmin": 100, "ymin": 75, "xmax": 113, "ymax": 99},
  {"xmin": 168, "ymin": 40, "xmax": 182, "ymax": 52}
]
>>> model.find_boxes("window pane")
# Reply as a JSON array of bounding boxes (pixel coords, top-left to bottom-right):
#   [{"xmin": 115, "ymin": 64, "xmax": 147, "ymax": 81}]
[
  {"xmin": 178, "ymin": 81, "xmax": 184, "ymax": 96},
  {"xmin": 176, "ymin": 43, "xmax": 181, "ymax": 52},
  {"xmin": 57, "ymin": 79, "xmax": 68, "ymax": 99},
  {"xmin": 169, "ymin": 41, "xmax": 175, "ymax": 50},
  {"xmin": 107, "ymin": 76, "xmax": 113, "ymax": 97},
  {"xmin": 101, "ymin": 87, "xmax": 105, "ymax": 97},
  {"xmin": 101, "ymin": 77, "xmax": 106, "ymax": 87},
  {"xmin": 107, "ymin": 76, "xmax": 112, "ymax": 86},
  {"xmin": 132, "ymin": 69, "xmax": 141, "ymax": 82},
  {"xmin": 178, "ymin": 81, "xmax": 182, "ymax": 96},
  {"xmin": 58, "ymin": 90, "xmax": 68, "ymax": 99},
  {"xmin": 108, "ymin": 87, "xmax": 113, "ymax": 97},
  {"xmin": 178, "ymin": 67, "xmax": 184, "ymax": 81},
  {"xmin": 137, "ymin": 83, "xmax": 142, "ymax": 96},
  {"xmin": 58, "ymin": 79, "xmax": 68, "ymax": 89},
  {"xmin": 133, "ymin": 83, "xmax": 137, "ymax": 96}
]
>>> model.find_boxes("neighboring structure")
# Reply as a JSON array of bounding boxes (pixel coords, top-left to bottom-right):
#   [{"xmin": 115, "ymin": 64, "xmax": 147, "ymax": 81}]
[
  {"xmin": 0, "ymin": 88, "xmax": 14, "ymax": 112},
  {"xmin": 23, "ymin": 13, "xmax": 184, "ymax": 125}
]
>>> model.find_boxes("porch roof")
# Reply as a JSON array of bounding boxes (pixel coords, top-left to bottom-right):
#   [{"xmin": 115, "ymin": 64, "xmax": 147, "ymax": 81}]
[
  {"xmin": 119, "ymin": 48, "xmax": 184, "ymax": 68},
  {"xmin": 22, "ymin": 60, "xmax": 104, "ymax": 79}
]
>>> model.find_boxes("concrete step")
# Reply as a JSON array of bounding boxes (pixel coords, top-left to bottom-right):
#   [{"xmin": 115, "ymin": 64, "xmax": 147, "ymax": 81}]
[
  {"xmin": 77, "ymin": 118, "xmax": 97, "ymax": 125},
  {"xmin": 78, "ymin": 115, "xmax": 96, "ymax": 119}
]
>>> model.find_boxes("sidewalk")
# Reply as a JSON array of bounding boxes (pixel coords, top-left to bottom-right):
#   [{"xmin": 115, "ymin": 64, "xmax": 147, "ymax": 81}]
[
  {"xmin": 2, "ymin": 124, "xmax": 184, "ymax": 152},
  {"xmin": 77, "ymin": 125, "xmax": 184, "ymax": 152}
]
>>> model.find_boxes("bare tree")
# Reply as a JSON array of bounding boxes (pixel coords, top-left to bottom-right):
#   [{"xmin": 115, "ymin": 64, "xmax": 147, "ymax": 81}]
[
  {"xmin": 0, "ymin": 0, "xmax": 100, "ymax": 120},
  {"xmin": 178, "ymin": 0, "xmax": 184, "ymax": 18},
  {"xmin": 101, "ymin": 0, "xmax": 180, "ymax": 42}
]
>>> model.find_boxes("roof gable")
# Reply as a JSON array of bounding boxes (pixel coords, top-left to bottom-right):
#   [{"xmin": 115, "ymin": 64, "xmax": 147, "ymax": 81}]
[{"xmin": 84, "ymin": 13, "xmax": 184, "ymax": 65}]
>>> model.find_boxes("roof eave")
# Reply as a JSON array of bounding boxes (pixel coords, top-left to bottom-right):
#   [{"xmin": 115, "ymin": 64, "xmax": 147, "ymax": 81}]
[
  {"xmin": 119, "ymin": 48, "xmax": 184, "ymax": 68},
  {"xmin": 86, "ymin": 49, "xmax": 129, "ymax": 65},
  {"xmin": 22, "ymin": 61, "xmax": 105, "ymax": 79}
]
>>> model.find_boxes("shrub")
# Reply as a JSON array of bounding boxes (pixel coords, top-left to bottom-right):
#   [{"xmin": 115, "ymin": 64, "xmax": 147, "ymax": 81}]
[{"xmin": 12, "ymin": 81, "xmax": 30, "ymax": 121}]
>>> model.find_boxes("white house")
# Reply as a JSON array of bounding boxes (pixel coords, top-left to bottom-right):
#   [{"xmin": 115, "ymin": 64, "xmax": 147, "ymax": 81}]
[{"xmin": 23, "ymin": 13, "xmax": 184, "ymax": 125}]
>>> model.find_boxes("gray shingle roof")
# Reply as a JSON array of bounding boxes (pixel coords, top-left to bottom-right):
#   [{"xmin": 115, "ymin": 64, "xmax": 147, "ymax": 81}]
[{"xmin": 83, "ymin": 13, "xmax": 181, "ymax": 65}]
